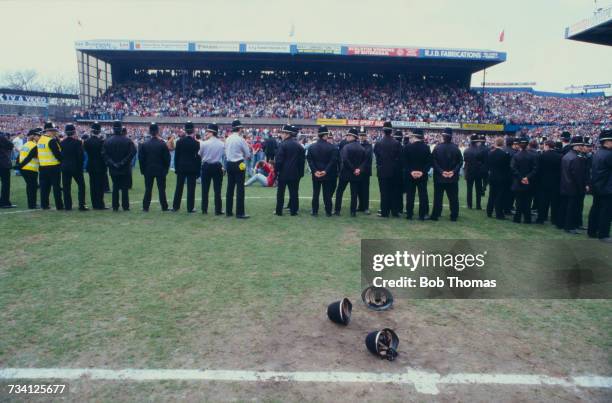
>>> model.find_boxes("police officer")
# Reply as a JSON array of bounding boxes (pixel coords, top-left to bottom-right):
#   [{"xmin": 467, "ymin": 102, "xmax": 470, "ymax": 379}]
[
  {"xmin": 264, "ymin": 132, "xmax": 278, "ymax": 163},
  {"xmin": 0, "ymin": 131, "xmax": 15, "ymax": 208},
  {"xmin": 393, "ymin": 130, "xmax": 406, "ymax": 214},
  {"xmin": 224, "ymin": 119, "xmax": 251, "ymax": 219},
  {"xmin": 560, "ymin": 131, "xmax": 572, "ymax": 155},
  {"xmin": 402, "ymin": 128, "xmax": 431, "ymax": 220},
  {"xmin": 357, "ymin": 127, "xmax": 373, "ymax": 214},
  {"xmin": 338, "ymin": 127, "xmax": 367, "ymax": 217},
  {"xmin": 536, "ymin": 140, "xmax": 562, "ymax": 225},
  {"xmin": 374, "ymin": 121, "xmax": 401, "ymax": 217},
  {"xmin": 463, "ymin": 134, "xmax": 486, "ymax": 210},
  {"xmin": 60, "ymin": 124, "xmax": 88, "ymax": 211},
  {"xmin": 510, "ymin": 136, "xmax": 539, "ymax": 224},
  {"xmin": 84, "ymin": 121, "xmax": 108, "ymax": 209},
  {"xmin": 275, "ymin": 125, "xmax": 305, "ymax": 216},
  {"xmin": 14, "ymin": 128, "xmax": 41, "ymax": 209},
  {"xmin": 478, "ymin": 133, "xmax": 489, "ymax": 196},
  {"xmin": 306, "ymin": 125, "xmax": 338, "ymax": 216},
  {"xmin": 172, "ymin": 121, "xmax": 201, "ymax": 212},
  {"xmin": 587, "ymin": 129, "xmax": 612, "ymax": 242},
  {"xmin": 559, "ymin": 136, "xmax": 588, "ymax": 234},
  {"xmin": 103, "ymin": 120, "xmax": 136, "ymax": 211},
  {"xmin": 38, "ymin": 122, "xmax": 64, "ymax": 210},
  {"xmin": 503, "ymin": 136, "xmax": 517, "ymax": 215},
  {"xmin": 139, "ymin": 122, "xmax": 171, "ymax": 212},
  {"xmin": 431, "ymin": 128, "xmax": 463, "ymax": 221},
  {"xmin": 486, "ymin": 137, "xmax": 511, "ymax": 219},
  {"xmin": 334, "ymin": 130, "xmax": 353, "ymax": 216},
  {"xmin": 199, "ymin": 123, "xmax": 224, "ymax": 215}
]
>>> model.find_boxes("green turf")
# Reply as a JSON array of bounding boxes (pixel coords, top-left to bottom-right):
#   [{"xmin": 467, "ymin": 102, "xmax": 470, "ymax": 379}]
[{"xmin": 0, "ymin": 169, "xmax": 610, "ymax": 370}]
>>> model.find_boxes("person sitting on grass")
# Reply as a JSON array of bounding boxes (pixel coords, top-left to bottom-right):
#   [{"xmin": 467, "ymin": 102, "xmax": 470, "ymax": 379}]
[{"xmin": 245, "ymin": 160, "xmax": 276, "ymax": 187}]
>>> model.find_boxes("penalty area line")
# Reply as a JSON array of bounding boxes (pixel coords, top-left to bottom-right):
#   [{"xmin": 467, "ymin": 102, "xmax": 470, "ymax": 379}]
[{"xmin": 0, "ymin": 368, "xmax": 611, "ymax": 395}]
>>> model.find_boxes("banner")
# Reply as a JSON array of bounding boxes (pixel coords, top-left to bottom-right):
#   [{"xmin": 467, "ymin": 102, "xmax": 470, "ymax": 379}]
[
  {"xmin": 347, "ymin": 119, "xmax": 384, "ymax": 127},
  {"xmin": 347, "ymin": 47, "xmax": 419, "ymax": 57},
  {"xmin": 421, "ymin": 49, "xmax": 503, "ymax": 60},
  {"xmin": 194, "ymin": 42, "xmax": 240, "ymax": 52},
  {"xmin": 429, "ymin": 122, "xmax": 461, "ymax": 129},
  {"xmin": 483, "ymin": 82, "xmax": 537, "ymax": 87},
  {"xmin": 461, "ymin": 123, "xmax": 505, "ymax": 132},
  {"xmin": 0, "ymin": 93, "xmax": 48, "ymax": 107},
  {"xmin": 296, "ymin": 44, "xmax": 342, "ymax": 55},
  {"xmin": 75, "ymin": 40, "xmax": 130, "ymax": 50},
  {"xmin": 245, "ymin": 43, "xmax": 291, "ymax": 53},
  {"xmin": 316, "ymin": 118, "xmax": 347, "ymax": 126},
  {"xmin": 133, "ymin": 41, "xmax": 189, "ymax": 51},
  {"xmin": 391, "ymin": 121, "xmax": 430, "ymax": 129},
  {"xmin": 583, "ymin": 84, "xmax": 611, "ymax": 90}
]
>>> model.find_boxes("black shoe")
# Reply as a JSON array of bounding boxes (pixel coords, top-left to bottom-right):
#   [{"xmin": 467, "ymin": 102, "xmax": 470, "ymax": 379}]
[
  {"xmin": 142, "ymin": 208, "xmax": 149, "ymax": 212},
  {"xmin": 226, "ymin": 212, "xmax": 234, "ymax": 217},
  {"xmin": 113, "ymin": 208, "xmax": 119, "ymax": 212},
  {"xmin": 94, "ymin": 207, "xmax": 109, "ymax": 210},
  {"xmin": 419, "ymin": 216, "xmax": 429, "ymax": 221},
  {"xmin": 377, "ymin": 213, "xmax": 389, "ymax": 218},
  {"xmin": 450, "ymin": 217, "xmax": 458, "ymax": 222},
  {"xmin": 476, "ymin": 206, "xmax": 482, "ymax": 210},
  {"xmin": 79, "ymin": 206, "xmax": 89, "ymax": 211},
  {"xmin": 202, "ymin": 210, "xmax": 208, "ymax": 214},
  {"xmin": 429, "ymin": 216, "xmax": 439, "ymax": 221},
  {"xmin": 187, "ymin": 209, "xmax": 196, "ymax": 213},
  {"xmin": 392, "ymin": 214, "xmax": 400, "ymax": 218},
  {"xmin": 566, "ymin": 229, "xmax": 580, "ymax": 235},
  {"xmin": 325, "ymin": 212, "xmax": 332, "ymax": 217},
  {"xmin": 333, "ymin": 211, "xmax": 341, "ymax": 216},
  {"xmin": 350, "ymin": 212, "xmax": 356, "ymax": 217},
  {"xmin": 290, "ymin": 213, "xmax": 298, "ymax": 216},
  {"xmin": 274, "ymin": 212, "xmax": 283, "ymax": 216},
  {"xmin": 0, "ymin": 204, "xmax": 17, "ymax": 209},
  {"xmin": 236, "ymin": 214, "xmax": 250, "ymax": 219},
  {"xmin": 311, "ymin": 211, "xmax": 318, "ymax": 216},
  {"xmin": 171, "ymin": 208, "xmax": 180, "ymax": 212},
  {"xmin": 406, "ymin": 215, "xmax": 413, "ymax": 220},
  {"xmin": 64, "ymin": 208, "xmax": 73, "ymax": 211},
  {"xmin": 215, "ymin": 211, "xmax": 224, "ymax": 216}
]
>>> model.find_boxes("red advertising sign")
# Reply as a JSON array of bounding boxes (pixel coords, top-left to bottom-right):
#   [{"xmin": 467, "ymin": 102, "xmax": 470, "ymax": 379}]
[{"xmin": 347, "ymin": 47, "xmax": 419, "ymax": 57}]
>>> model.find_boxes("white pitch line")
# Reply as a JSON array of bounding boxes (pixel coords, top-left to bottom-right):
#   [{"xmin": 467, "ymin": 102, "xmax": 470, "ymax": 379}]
[{"xmin": 0, "ymin": 368, "xmax": 610, "ymax": 395}]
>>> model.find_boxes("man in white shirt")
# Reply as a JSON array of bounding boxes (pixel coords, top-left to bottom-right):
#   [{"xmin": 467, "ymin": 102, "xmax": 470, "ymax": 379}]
[{"xmin": 224, "ymin": 119, "xmax": 251, "ymax": 219}]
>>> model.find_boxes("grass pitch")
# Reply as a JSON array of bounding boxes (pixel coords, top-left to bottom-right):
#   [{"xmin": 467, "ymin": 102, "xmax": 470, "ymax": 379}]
[{"xmin": 0, "ymin": 170, "xmax": 610, "ymax": 401}]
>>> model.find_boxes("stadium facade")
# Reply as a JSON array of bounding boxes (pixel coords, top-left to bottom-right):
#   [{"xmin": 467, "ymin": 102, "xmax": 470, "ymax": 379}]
[
  {"xmin": 75, "ymin": 39, "xmax": 509, "ymax": 131},
  {"xmin": 565, "ymin": 6, "xmax": 612, "ymax": 46}
]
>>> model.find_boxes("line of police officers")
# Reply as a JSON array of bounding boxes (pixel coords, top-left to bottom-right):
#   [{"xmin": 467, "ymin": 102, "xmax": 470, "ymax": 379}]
[{"xmin": 7, "ymin": 119, "xmax": 612, "ymax": 241}]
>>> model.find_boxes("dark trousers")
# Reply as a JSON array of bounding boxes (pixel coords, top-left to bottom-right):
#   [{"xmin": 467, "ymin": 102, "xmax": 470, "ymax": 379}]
[
  {"xmin": 486, "ymin": 181, "xmax": 505, "ymax": 219},
  {"xmin": 110, "ymin": 174, "xmax": 130, "ymax": 210},
  {"xmin": 103, "ymin": 170, "xmax": 110, "ymax": 192},
  {"xmin": 335, "ymin": 178, "xmax": 349, "ymax": 213},
  {"xmin": 513, "ymin": 191, "xmax": 533, "ymax": 223},
  {"xmin": 39, "ymin": 166, "xmax": 63, "ymax": 210},
  {"xmin": 588, "ymin": 194, "xmax": 611, "ymax": 239},
  {"xmin": 201, "ymin": 163, "xmax": 223, "ymax": 214},
  {"xmin": 406, "ymin": 178, "xmax": 429, "ymax": 219},
  {"xmin": 348, "ymin": 180, "xmax": 360, "ymax": 213},
  {"xmin": 143, "ymin": 174, "xmax": 168, "ymax": 211},
  {"xmin": 577, "ymin": 193, "xmax": 586, "ymax": 227},
  {"xmin": 503, "ymin": 182, "xmax": 515, "ymax": 214},
  {"xmin": 466, "ymin": 177, "xmax": 483, "ymax": 209},
  {"xmin": 431, "ymin": 182, "xmax": 459, "ymax": 220},
  {"xmin": 0, "ymin": 167, "xmax": 11, "ymax": 206},
  {"xmin": 88, "ymin": 171, "xmax": 106, "ymax": 209},
  {"xmin": 173, "ymin": 173, "xmax": 197, "ymax": 211},
  {"xmin": 394, "ymin": 174, "xmax": 404, "ymax": 213},
  {"xmin": 357, "ymin": 176, "xmax": 370, "ymax": 211},
  {"xmin": 21, "ymin": 170, "xmax": 38, "ymax": 209},
  {"xmin": 536, "ymin": 187, "xmax": 560, "ymax": 224},
  {"xmin": 560, "ymin": 194, "xmax": 583, "ymax": 231},
  {"xmin": 62, "ymin": 170, "xmax": 86, "ymax": 210},
  {"xmin": 312, "ymin": 177, "xmax": 335, "ymax": 215},
  {"xmin": 226, "ymin": 160, "xmax": 246, "ymax": 216},
  {"xmin": 378, "ymin": 177, "xmax": 399, "ymax": 216},
  {"xmin": 276, "ymin": 179, "xmax": 300, "ymax": 215}
]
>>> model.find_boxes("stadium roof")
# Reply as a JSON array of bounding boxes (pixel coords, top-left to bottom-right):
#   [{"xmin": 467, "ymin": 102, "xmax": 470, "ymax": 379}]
[
  {"xmin": 75, "ymin": 40, "xmax": 506, "ymax": 75},
  {"xmin": 565, "ymin": 7, "xmax": 612, "ymax": 46}
]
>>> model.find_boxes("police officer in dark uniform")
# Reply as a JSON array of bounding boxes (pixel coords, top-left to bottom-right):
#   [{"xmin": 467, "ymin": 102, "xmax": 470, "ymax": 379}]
[
  {"xmin": 0, "ymin": 131, "xmax": 15, "ymax": 208},
  {"xmin": 587, "ymin": 129, "xmax": 612, "ymax": 242},
  {"xmin": 560, "ymin": 131, "xmax": 572, "ymax": 155},
  {"xmin": 510, "ymin": 136, "xmax": 539, "ymax": 224},
  {"xmin": 139, "ymin": 122, "xmax": 171, "ymax": 212},
  {"xmin": 463, "ymin": 134, "xmax": 486, "ymax": 210},
  {"xmin": 275, "ymin": 125, "xmax": 305, "ymax": 216},
  {"xmin": 393, "ymin": 130, "xmax": 407, "ymax": 214},
  {"xmin": 357, "ymin": 127, "xmax": 373, "ymax": 214},
  {"xmin": 172, "ymin": 121, "xmax": 201, "ymax": 212},
  {"xmin": 431, "ymin": 128, "xmax": 463, "ymax": 221},
  {"xmin": 374, "ymin": 121, "xmax": 401, "ymax": 217},
  {"xmin": 402, "ymin": 128, "xmax": 431, "ymax": 220},
  {"xmin": 60, "ymin": 124, "xmax": 88, "ymax": 211},
  {"xmin": 503, "ymin": 136, "xmax": 517, "ymax": 215},
  {"xmin": 486, "ymin": 137, "xmax": 511, "ymax": 219},
  {"xmin": 306, "ymin": 125, "xmax": 338, "ymax": 216},
  {"xmin": 559, "ymin": 136, "xmax": 588, "ymax": 234},
  {"xmin": 84, "ymin": 121, "xmax": 108, "ymax": 209},
  {"xmin": 103, "ymin": 120, "xmax": 136, "ymax": 211},
  {"xmin": 339, "ymin": 127, "xmax": 367, "ymax": 217},
  {"xmin": 536, "ymin": 140, "xmax": 562, "ymax": 225},
  {"xmin": 264, "ymin": 133, "xmax": 278, "ymax": 163},
  {"xmin": 478, "ymin": 133, "xmax": 489, "ymax": 196}
]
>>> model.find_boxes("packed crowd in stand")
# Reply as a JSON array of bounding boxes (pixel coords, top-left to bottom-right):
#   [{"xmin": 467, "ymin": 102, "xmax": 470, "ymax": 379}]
[
  {"xmin": 74, "ymin": 72, "xmax": 611, "ymax": 126},
  {"xmin": 1, "ymin": 117, "xmax": 611, "ymax": 243}
]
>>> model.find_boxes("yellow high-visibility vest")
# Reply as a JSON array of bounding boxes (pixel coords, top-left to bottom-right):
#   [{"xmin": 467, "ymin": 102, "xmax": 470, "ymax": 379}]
[
  {"xmin": 37, "ymin": 135, "xmax": 60, "ymax": 167},
  {"xmin": 19, "ymin": 140, "xmax": 39, "ymax": 172}
]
